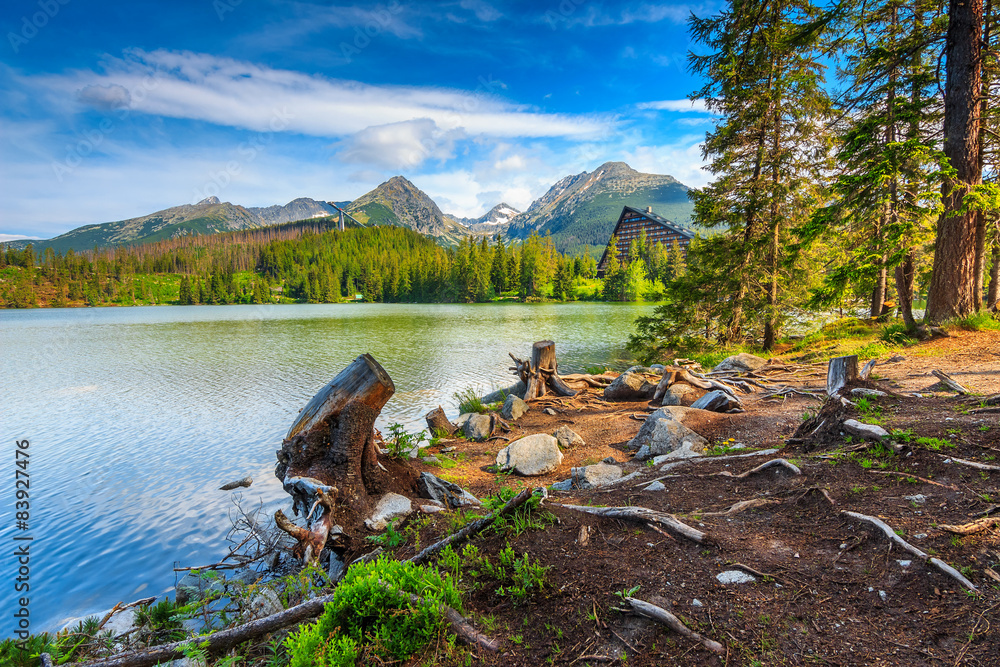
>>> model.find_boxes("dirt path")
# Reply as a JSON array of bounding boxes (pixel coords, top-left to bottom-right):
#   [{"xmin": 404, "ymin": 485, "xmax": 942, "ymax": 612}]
[{"xmin": 380, "ymin": 330, "xmax": 1000, "ymax": 666}]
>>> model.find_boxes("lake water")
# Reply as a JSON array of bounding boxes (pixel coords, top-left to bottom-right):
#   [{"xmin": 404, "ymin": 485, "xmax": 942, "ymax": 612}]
[{"xmin": 0, "ymin": 302, "xmax": 652, "ymax": 634}]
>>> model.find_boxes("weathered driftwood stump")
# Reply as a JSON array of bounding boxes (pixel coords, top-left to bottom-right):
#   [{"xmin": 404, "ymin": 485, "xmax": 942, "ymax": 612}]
[
  {"xmin": 274, "ymin": 353, "xmax": 418, "ymax": 565},
  {"xmin": 509, "ymin": 340, "xmax": 578, "ymax": 401},
  {"xmin": 826, "ymin": 354, "xmax": 858, "ymax": 396}
]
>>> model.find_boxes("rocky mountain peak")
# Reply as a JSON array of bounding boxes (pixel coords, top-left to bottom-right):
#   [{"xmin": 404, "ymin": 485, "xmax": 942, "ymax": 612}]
[{"xmin": 197, "ymin": 196, "xmax": 221, "ymax": 206}]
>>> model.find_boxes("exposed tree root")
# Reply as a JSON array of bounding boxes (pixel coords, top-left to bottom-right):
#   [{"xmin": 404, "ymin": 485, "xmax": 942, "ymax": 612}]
[
  {"xmin": 937, "ymin": 517, "xmax": 1000, "ymax": 535},
  {"xmin": 704, "ymin": 498, "xmax": 782, "ymax": 516},
  {"xmin": 937, "ymin": 454, "xmax": 1000, "ymax": 471},
  {"xmin": 931, "ymin": 369, "xmax": 971, "ymax": 394},
  {"xmin": 866, "ymin": 470, "xmax": 959, "ymax": 490},
  {"xmin": 623, "ymin": 597, "xmax": 725, "ymax": 654},
  {"xmin": 842, "ymin": 511, "xmax": 978, "ymax": 593},
  {"xmin": 711, "ymin": 458, "xmax": 802, "ymax": 479},
  {"xmin": 377, "ymin": 582, "xmax": 500, "ymax": 653},
  {"xmin": 409, "ymin": 487, "xmax": 537, "ymax": 565},
  {"xmin": 551, "ymin": 503, "xmax": 706, "ymax": 544}
]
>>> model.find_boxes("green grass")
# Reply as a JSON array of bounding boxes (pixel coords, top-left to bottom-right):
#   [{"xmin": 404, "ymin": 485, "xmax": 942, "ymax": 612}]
[{"xmin": 454, "ymin": 387, "xmax": 487, "ymax": 414}]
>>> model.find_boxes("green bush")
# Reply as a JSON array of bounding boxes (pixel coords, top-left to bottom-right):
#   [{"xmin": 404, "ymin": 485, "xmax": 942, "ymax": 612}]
[
  {"xmin": 454, "ymin": 387, "xmax": 486, "ymax": 414},
  {"xmin": 382, "ymin": 423, "xmax": 426, "ymax": 459},
  {"xmin": 284, "ymin": 558, "xmax": 462, "ymax": 665}
]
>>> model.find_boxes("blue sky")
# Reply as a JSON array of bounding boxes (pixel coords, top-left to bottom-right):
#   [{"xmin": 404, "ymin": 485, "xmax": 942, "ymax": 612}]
[{"xmin": 0, "ymin": 0, "xmax": 718, "ymax": 241}]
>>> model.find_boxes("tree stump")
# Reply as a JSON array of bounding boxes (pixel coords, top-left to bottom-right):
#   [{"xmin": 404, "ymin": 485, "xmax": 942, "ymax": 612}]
[
  {"xmin": 509, "ymin": 340, "xmax": 578, "ymax": 401},
  {"xmin": 425, "ymin": 405, "xmax": 457, "ymax": 436},
  {"xmin": 274, "ymin": 354, "xmax": 418, "ymax": 564},
  {"xmin": 826, "ymin": 355, "xmax": 858, "ymax": 396}
]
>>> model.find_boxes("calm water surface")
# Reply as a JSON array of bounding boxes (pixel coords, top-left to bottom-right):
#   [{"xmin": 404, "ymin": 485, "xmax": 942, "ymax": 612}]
[{"xmin": 0, "ymin": 302, "xmax": 652, "ymax": 633}]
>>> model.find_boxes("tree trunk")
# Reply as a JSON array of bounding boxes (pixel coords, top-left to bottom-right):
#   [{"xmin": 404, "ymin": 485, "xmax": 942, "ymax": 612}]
[
  {"xmin": 275, "ymin": 354, "xmax": 416, "ymax": 560},
  {"xmin": 510, "ymin": 341, "xmax": 578, "ymax": 400},
  {"xmin": 894, "ymin": 248, "xmax": 917, "ymax": 330},
  {"xmin": 926, "ymin": 0, "xmax": 983, "ymax": 322},
  {"xmin": 425, "ymin": 405, "xmax": 457, "ymax": 437},
  {"xmin": 988, "ymin": 233, "xmax": 1000, "ymax": 311},
  {"xmin": 827, "ymin": 355, "xmax": 858, "ymax": 396}
]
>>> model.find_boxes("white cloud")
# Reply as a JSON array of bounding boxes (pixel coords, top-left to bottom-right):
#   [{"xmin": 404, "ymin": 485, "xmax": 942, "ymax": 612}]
[
  {"xmin": 459, "ymin": 0, "xmax": 502, "ymax": 22},
  {"xmin": 31, "ymin": 50, "xmax": 610, "ymax": 146},
  {"xmin": 76, "ymin": 84, "xmax": 131, "ymax": 111},
  {"xmin": 636, "ymin": 99, "xmax": 710, "ymax": 113},
  {"xmin": 338, "ymin": 118, "xmax": 462, "ymax": 169},
  {"xmin": 623, "ymin": 138, "xmax": 711, "ymax": 188},
  {"xmin": 0, "ymin": 234, "xmax": 41, "ymax": 242},
  {"xmin": 556, "ymin": 3, "xmax": 717, "ymax": 27}
]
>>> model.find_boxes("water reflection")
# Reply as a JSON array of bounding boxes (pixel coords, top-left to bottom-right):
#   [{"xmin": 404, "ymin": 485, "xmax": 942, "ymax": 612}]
[{"xmin": 0, "ymin": 302, "xmax": 651, "ymax": 633}]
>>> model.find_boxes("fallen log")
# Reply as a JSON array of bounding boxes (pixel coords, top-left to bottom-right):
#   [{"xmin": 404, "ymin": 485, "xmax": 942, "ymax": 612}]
[
  {"xmin": 704, "ymin": 498, "xmax": 782, "ymax": 516},
  {"xmin": 623, "ymin": 597, "xmax": 724, "ymax": 654},
  {"xmin": 931, "ymin": 369, "xmax": 971, "ymax": 395},
  {"xmin": 509, "ymin": 341, "xmax": 578, "ymax": 401},
  {"xmin": 842, "ymin": 510, "xmax": 978, "ymax": 592},
  {"xmin": 551, "ymin": 503, "xmax": 706, "ymax": 544}
]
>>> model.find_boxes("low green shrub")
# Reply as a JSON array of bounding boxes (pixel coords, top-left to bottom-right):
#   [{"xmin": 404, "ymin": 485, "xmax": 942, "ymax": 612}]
[
  {"xmin": 454, "ymin": 387, "xmax": 486, "ymax": 414},
  {"xmin": 284, "ymin": 558, "xmax": 462, "ymax": 665}
]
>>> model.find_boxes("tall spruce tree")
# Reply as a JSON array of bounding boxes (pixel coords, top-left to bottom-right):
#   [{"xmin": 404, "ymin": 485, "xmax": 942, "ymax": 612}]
[{"xmin": 687, "ymin": 0, "xmax": 831, "ymax": 350}]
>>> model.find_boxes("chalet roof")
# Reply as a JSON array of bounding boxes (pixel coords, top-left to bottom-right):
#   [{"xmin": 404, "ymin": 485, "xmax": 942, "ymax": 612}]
[{"xmin": 619, "ymin": 205, "xmax": 695, "ymax": 239}]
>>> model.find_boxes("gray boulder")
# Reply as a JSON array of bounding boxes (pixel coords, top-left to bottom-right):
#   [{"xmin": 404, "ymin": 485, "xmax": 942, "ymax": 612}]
[
  {"xmin": 604, "ymin": 371, "xmax": 657, "ymax": 401},
  {"xmin": 629, "ymin": 414, "xmax": 708, "ymax": 461},
  {"xmin": 850, "ymin": 387, "xmax": 887, "ymax": 398},
  {"xmin": 501, "ymin": 394, "xmax": 529, "ymax": 421},
  {"xmin": 842, "ymin": 419, "xmax": 888, "ymax": 440},
  {"xmin": 570, "ymin": 463, "xmax": 622, "ymax": 489},
  {"xmin": 712, "ymin": 353, "xmax": 768, "ymax": 373},
  {"xmin": 241, "ymin": 587, "xmax": 283, "ymax": 621},
  {"xmin": 553, "ymin": 425, "xmax": 585, "ymax": 448},
  {"xmin": 626, "ymin": 365, "xmax": 662, "ymax": 375},
  {"xmin": 690, "ymin": 390, "xmax": 742, "ymax": 412},
  {"xmin": 496, "ymin": 434, "xmax": 563, "ymax": 476},
  {"xmin": 364, "ymin": 493, "xmax": 413, "ymax": 531},
  {"xmin": 481, "ymin": 381, "xmax": 526, "ymax": 404},
  {"xmin": 462, "ymin": 413, "xmax": 493, "ymax": 441},
  {"xmin": 175, "ymin": 572, "xmax": 226, "ymax": 606},
  {"xmin": 418, "ymin": 472, "xmax": 481, "ymax": 508},
  {"xmin": 661, "ymin": 383, "xmax": 695, "ymax": 406}
]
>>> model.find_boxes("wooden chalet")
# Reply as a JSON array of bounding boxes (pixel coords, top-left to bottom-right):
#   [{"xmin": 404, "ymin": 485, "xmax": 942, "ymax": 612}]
[{"xmin": 596, "ymin": 206, "xmax": 695, "ymax": 276}]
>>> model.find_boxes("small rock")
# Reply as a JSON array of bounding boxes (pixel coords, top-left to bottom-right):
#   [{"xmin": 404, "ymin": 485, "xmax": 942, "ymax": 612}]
[
  {"xmin": 897, "ymin": 560, "xmax": 912, "ymax": 568},
  {"xmin": 328, "ymin": 553, "xmax": 346, "ymax": 582},
  {"xmin": 692, "ymin": 598, "xmax": 704, "ymax": 607},
  {"xmin": 650, "ymin": 364, "xmax": 666, "ymax": 372},
  {"xmin": 175, "ymin": 572, "xmax": 225, "ymax": 606},
  {"xmin": 420, "ymin": 504, "xmax": 447, "ymax": 513},
  {"xmin": 440, "ymin": 446, "xmax": 455, "ymax": 453},
  {"xmin": 554, "ymin": 425, "xmax": 585, "ymax": 448},
  {"xmin": 501, "ymin": 394, "xmax": 530, "ymax": 421},
  {"xmin": 420, "ymin": 456, "xmax": 440, "ymax": 464},
  {"xmin": 879, "ymin": 590, "xmax": 887, "ymax": 601},
  {"xmin": 851, "ymin": 387, "xmax": 887, "ymax": 398},
  {"xmin": 843, "ymin": 419, "xmax": 889, "ymax": 440},
  {"xmin": 602, "ymin": 456, "xmax": 617, "ymax": 464},
  {"xmin": 219, "ymin": 476, "xmax": 253, "ymax": 491},
  {"xmin": 462, "ymin": 413, "xmax": 493, "ymax": 441},
  {"xmin": 913, "ymin": 533, "xmax": 928, "ymax": 540},
  {"xmin": 543, "ymin": 408, "xmax": 557, "ymax": 416},
  {"xmin": 604, "ymin": 371, "xmax": 656, "ymax": 400},
  {"xmin": 549, "ymin": 479, "xmax": 574, "ymax": 491},
  {"xmin": 630, "ymin": 414, "xmax": 708, "ymax": 461},
  {"xmin": 690, "ymin": 390, "xmax": 742, "ymax": 412},
  {"xmin": 242, "ymin": 587, "xmax": 283, "ymax": 621},
  {"xmin": 644, "ymin": 481, "xmax": 666, "ymax": 491},
  {"xmin": 481, "ymin": 381, "xmax": 526, "ymax": 404},
  {"xmin": 364, "ymin": 493, "xmax": 413, "ymax": 531},
  {"xmin": 662, "ymin": 383, "xmax": 695, "ymax": 406},
  {"xmin": 712, "ymin": 353, "xmax": 767, "ymax": 373},
  {"xmin": 496, "ymin": 434, "xmax": 563, "ymax": 476},
  {"xmin": 904, "ymin": 494, "xmax": 928, "ymax": 504},
  {"xmin": 716, "ymin": 570, "xmax": 756, "ymax": 585},
  {"xmin": 418, "ymin": 472, "xmax": 481, "ymax": 508},
  {"xmin": 570, "ymin": 463, "xmax": 622, "ymax": 489},
  {"xmin": 453, "ymin": 413, "xmax": 474, "ymax": 429}
]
